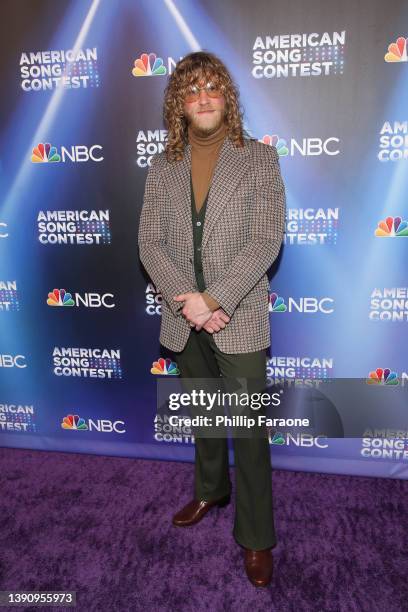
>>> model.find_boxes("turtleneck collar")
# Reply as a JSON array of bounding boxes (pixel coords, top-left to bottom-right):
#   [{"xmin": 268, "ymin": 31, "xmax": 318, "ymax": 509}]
[{"xmin": 187, "ymin": 121, "xmax": 228, "ymax": 149}]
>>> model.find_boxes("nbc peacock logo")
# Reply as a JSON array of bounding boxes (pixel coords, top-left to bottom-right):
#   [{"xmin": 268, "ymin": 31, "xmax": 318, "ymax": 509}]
[
  {"xmin": 151, "ymin": 357, "xmax": 179, "ymax": 375},
  {"xmin": 366, "ymin": 368, "xmax": 399, "ymax": 385},
  {"xmin": 384, "ymin": 37, "xmax": 408, "ymax": 63},
  {"xmin": 270, "ymin": 431, "xmax": 285, "ymax": 445},
  {"xmin": 47, "ymin": 288, "xmax": 75, "ymax": 307},
  {"xmin": 374, "ymin": 216, "xmax": 408, "ymax": 237},
  {"xmin": 269, "ymin": 293, "xmax": 287, "ymax": 312},
  {"xmin": 132, "ymin": 53, "xmax": 167, "ymax": 77},
  {"xmin": 61, "ymin": 414, "xmax": 88, "ymax": 430},
  {"xmin": 31, "ymin": 143, "xmax": 61, "ymax": 163},
  {"xmin": 261, "ymin": 135, "xmax": 289, "ymax": 156}
]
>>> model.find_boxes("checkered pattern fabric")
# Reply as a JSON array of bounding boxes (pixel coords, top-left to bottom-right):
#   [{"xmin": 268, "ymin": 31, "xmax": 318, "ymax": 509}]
[{"xmin": 138, "ymin": 136, "xmax": 286, "ymax": 354}]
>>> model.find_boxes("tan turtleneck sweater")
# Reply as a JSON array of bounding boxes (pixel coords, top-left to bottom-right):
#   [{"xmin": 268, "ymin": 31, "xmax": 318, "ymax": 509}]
[{"xmin": 188, "ymin": 122, "xmax": 227, "ymax": 313}]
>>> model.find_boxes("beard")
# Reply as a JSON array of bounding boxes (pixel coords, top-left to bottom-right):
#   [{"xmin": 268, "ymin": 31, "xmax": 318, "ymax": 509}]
[{"xmin": 186, "ymin": 109, "xmax": 225, "ymax": 138}]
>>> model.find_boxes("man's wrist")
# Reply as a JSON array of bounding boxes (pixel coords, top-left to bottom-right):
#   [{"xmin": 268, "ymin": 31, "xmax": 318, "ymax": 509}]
[{"xmin": 201, "ymin": 291, "xmax": 221, "ymax": 312}]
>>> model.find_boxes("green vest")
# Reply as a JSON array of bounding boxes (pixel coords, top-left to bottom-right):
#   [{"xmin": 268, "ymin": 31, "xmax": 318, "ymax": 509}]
[{"xmin": 190, "ymin": 172, "xmax": 209, "ymax": 292}]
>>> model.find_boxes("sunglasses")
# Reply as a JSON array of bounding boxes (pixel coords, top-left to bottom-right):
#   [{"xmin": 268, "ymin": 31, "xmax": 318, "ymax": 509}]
[{"xmin": 184, "ymin": 81, "xmax": 223, "ymax": 103}]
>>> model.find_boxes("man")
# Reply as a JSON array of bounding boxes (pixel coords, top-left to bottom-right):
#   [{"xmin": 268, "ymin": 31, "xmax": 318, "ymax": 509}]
[{"xmin": 138, "ymin": 51, "xmax": 285, "ymax": 587}]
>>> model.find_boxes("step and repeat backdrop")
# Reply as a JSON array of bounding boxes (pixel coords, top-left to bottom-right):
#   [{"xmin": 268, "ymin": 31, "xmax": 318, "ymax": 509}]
[{"xmin": 0, "ymin": 0, "xmax": 407, "ymax": 478}]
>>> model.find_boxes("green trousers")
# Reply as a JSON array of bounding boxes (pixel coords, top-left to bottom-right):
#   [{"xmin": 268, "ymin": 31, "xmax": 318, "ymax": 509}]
[{"xmin": 173, "ymin": 328, "xmax": 277, "ymax": 550}]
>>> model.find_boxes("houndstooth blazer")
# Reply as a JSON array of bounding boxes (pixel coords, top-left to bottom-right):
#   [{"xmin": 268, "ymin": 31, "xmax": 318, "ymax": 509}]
[{"xmin": 138, "ymin": 135, "xmax": 286, "ymax": 354}]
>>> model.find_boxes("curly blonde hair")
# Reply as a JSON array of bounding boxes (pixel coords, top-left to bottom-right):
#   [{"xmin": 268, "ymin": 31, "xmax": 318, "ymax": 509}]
[{"xmin": 163, "ymin": 51, "xmax": 246, "ymax": 162}]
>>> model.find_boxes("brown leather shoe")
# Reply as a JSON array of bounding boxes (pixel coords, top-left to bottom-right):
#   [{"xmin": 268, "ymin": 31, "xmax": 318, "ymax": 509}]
[
  {"xmin": 172, "ymin": 494, "xmax": 230, "ymax": 527},
  {"xmin": 244, "ymin": 548, "xmax": 273, "ymax": 587}
]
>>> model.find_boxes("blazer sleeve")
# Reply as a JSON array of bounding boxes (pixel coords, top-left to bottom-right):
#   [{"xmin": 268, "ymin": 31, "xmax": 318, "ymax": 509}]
[
  {"xmin": 204, "ymin": 144, "xmax": 286, "ymax": 318},
  {"xmin": 138, "ymin": 154, "xmax": 197, "ymax": 317}
]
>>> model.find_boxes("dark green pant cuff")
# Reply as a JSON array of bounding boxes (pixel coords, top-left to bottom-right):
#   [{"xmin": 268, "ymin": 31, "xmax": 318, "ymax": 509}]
[{"xmin": 233, "ymin": 531, "xmax": 277, "ymax": 551}]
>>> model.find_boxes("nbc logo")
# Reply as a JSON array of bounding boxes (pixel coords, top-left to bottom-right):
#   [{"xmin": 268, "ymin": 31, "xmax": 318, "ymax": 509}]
[
  {"xmin": 47, "ymin": 289, "xmax": 74, "ymax": 307},
  {"xmin": 31, "ymin": 142, "xmax": 103, "ymax": 163},
  {"xmin": 267, "ymin": 430, "xmax": 329, "ymax": 448},
  {"xmin": 61, "ymin": 413, "xmax": 125, "ymax": 433},
  {"xmin": 0, "ymin": 353, "xmax": 27, "ymax": 368},
  {"xmin": 375, "ymin": 216, "xmax": 408, "ymax": 237},
  {"xmin": 269, "ymin": 292, "xmax": 334, "ymax": 314},
  {"xmin": 261, "ymin": 135, "xmax": 289, "ymax": 156},
  {"xmin": 61, "ymin": 414, "xmax": 88, "ymax": 430},
  {"xmin": 366, "ymin": 368, "xmax": 399, "ymax": 385},
  {"xmin": 151, "ymin": 358, "xmax": 179, "ymax": 375},
  {"xmin": 47, "ymin": 288, "xmax": 115, "ymax": 309},
  {"xmin": 384, "ymin": 37, "xmax": 408, "ymax": 62},
  {"xmin": 32, "ymin": 143, "xmax": 60, "ymax": 163},
  {"xmin": 261, "ymin": 133, "xmax": 340, "ymax": 156},
  {"xmin": 269, "ymin": 293, "xmax": 287, "ymax": 312},
  {"xmin": 132, "ymin": 53, "xmax": 167, "ymax": 77}
]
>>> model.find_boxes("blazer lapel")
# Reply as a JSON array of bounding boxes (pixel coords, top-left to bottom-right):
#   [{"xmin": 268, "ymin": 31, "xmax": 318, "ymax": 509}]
[
  {"xmin": 201, "ymin": 136, "xmax": 250, "ymax": 252},
  {"xmin": 161, "ymin": 144, "xmax": 193, "ymax": 250},
  {"xmin": 161, "ymin": 136, "xmax": 250, "ymax": 255}
]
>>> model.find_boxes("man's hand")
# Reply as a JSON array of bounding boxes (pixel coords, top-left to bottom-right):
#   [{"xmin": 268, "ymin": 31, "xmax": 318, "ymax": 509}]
[
  {"xmin": 173, "ymin": 292, "xmax": 212, "ymax": 329},
  {"xmin": 202, "ymin": 308, "xmax": 230, "ymax": 333}
]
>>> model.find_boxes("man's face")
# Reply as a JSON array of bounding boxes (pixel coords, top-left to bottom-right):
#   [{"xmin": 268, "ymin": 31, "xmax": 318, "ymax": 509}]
[{"xmin": 183, "ymin": 74, "xmax": 226, "ymax": 137}]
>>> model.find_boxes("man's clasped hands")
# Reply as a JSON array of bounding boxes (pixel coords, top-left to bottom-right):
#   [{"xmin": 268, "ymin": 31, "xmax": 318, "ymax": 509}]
[{"xmin": 173, "ymin": 292, "xmax": 230, "ymax": 333}]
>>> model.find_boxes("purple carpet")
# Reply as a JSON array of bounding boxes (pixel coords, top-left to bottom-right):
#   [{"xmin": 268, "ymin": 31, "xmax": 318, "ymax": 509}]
[{"xmin": 0, "ymin": 447, "xmax": 407, "ymax": 611}]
